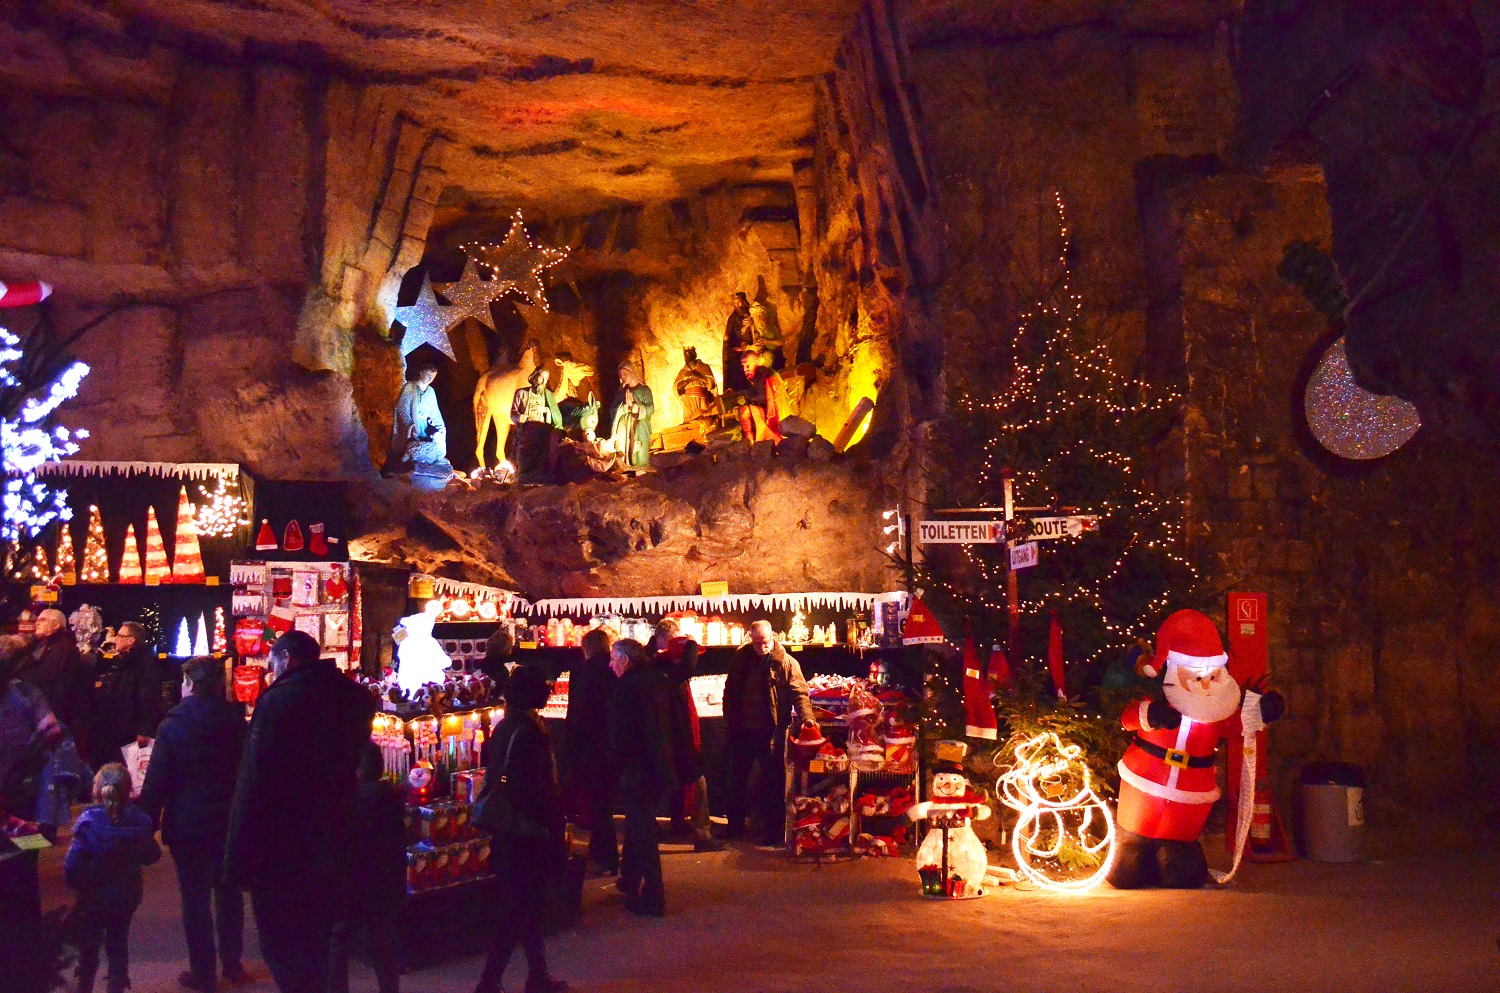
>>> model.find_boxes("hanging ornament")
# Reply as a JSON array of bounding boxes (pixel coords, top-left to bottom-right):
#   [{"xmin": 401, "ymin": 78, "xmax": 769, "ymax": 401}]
[
  {"xmin": 194, "ymin": 476, "xmax": 249, "ymax": 538},
  {"xmin": 460, "ymin": 209, "xmax": 569, "ymax": 313},
  {"xmin": 53, "ymin": 522, "xmax": 76, "ymax": 585},
  {"xmin": 213, "ymin": 606, "xmax": 228, "ymax": 656},
  {"xmin": 79, "ymin": 505, "xmax": 109, "ymax": 583},
  {"xmin": 1304, "ymin": 337, "xmax": 1421, "ymax": 460},
  {"xmin": 392, "ymin": 274, "xmax": 458, "ymax": 360},
  {"xmin": 255, "ymin": 519, "xmax": 278, "ymax": 552},
  {"xmin": 193, "ymin": 613, "xmax": 210, "ymax": 656},
  {"xmin": 172, "ymin": 617, "xmax": 192, "ymax": 657},
  {"xmin": 432, "ymin": 258, "xmax": 502, "ymax": 331},
  {"xmin": 144, "ymin": 505, "xmax": 171, "ymax": 583},
  {"xmin": 117, "ymin": 523, "xmax": 143, "ymax": 584},
  {"xmin": 170, "ymin": 486, "xmax": 206, "ymax": 583}
]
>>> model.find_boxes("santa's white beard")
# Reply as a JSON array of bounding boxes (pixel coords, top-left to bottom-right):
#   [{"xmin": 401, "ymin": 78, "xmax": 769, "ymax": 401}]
[{"xmin": 1163, "ymin": 665, "xmax": 1240, "ymax": 723}]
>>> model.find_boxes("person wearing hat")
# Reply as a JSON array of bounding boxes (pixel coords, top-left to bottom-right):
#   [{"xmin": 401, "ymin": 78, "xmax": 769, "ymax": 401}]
[
  {"xmin": 736, "ymin": 350, "xmax": 784, "ymax": 444},
  {"xmin": 1108, "ymin": 609, "xmax": 1284, "ymax": 889},
  {"xmin": 11, "ymin": 608, "xmax": 90, "ymax": 735},
  {"xmin": 510, "ymin": 363, "xmax": 563, "ymax": 482},
  {"xmin": 722, "ymin": 292, "xmax": 753, "ymax": 392}
]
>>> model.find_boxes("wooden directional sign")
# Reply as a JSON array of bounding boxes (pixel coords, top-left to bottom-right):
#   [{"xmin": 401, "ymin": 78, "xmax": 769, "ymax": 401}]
[
  {"xmin": 1019, "ymin": 515, "xmax": 1099, "ymax": 541},
  {"xmin": 918, "ymin": 520, "xmax": 1003, "ymax": 544}
]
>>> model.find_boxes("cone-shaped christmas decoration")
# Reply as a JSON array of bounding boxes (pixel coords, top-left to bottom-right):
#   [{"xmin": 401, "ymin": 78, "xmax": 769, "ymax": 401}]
[
  {"xmin": 79, "ymin": 505, "xmax": 109, "ymax": 583},
  {"xmin": 901, "ymin": 597, "xmax": 945, "ymax": 645},
  {"xmin": 54, "ymin": 525, "xmax": 76, "ymax": 585},
  {"xmin": 144, "ymin": 506, "xmax": 171, "ymax": 583},
  {"xmin": 255, "ymin": 519, "xmax": 278, "ymax": 552},
  {"xmin": 172, "ymin": 617, "xmax": 192, "ymax": 657},
  {"xmin": 193, "ymin": 613, "xmax": 209, "ymax": 656},
  {"xmin": 213, "ymin": 606, "xmax": 227, "ymax": 657},
  {"xmin": 170, "ymin": 487, "xmax": 205, "ymax": 584},
  {"xmin": 117, "ymin": 524, "xmax": 143, "ymax": 584},
  {"xmin": 26, "ymin": 545, "xmax": 50, "ymax": 582}
]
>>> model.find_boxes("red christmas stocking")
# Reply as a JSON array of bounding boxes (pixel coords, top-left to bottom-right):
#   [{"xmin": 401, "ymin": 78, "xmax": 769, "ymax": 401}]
[
  {"xmin": 962, "ymin": 636, "xmax": 998, "ymax": 740},
  {"xmin": 987, "ymin": 644, "xmax": 1012, "ymax": 692},
  {"xmin": 283, "ymin": 520, "xmax": 304, "ymax": 553},
  {"xmin": 308, "ymin": 522, "xmax": 328, "ymax": 557},
  {"xmin": 255, "ymin": 520, "xmax": 278, "ymax": 552}
]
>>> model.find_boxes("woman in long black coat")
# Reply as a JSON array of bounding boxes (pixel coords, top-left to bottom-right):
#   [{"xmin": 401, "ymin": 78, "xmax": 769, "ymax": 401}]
[{"xmin": 474, "ymin": 665, "xmax": 567, "ymax": 993}]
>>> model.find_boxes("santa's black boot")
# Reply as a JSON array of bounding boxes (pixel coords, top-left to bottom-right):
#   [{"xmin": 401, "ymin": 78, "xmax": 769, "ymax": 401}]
[
  {"xmin": 1107, "ymin": 828, "xmax": 1162, "ymax": 889},
  {"xmin": 1157, "ymin": 838, "xmax": 1210, "ymax": 888}
]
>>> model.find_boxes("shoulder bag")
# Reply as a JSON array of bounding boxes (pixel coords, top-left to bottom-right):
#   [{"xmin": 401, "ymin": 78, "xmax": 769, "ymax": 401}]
[{"xmin": 472, "ymin": 723, "xmax": 549, "ymax": 842}]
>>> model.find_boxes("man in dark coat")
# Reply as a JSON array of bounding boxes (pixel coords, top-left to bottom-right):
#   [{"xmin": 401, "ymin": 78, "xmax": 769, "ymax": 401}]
[
  {"xmin": 226, "ymin": 632, "xmax": 375, "ymax": 993},
  {"xmin": 0, "ymin": 678, "xmax": 65, "ymax": 993},
  {"xmin": 330, "ymin": 742, "xmax": 405, "ymax": 993},
  {"xmin": 565, "ymin": 627, "xmax": 618, "ymax": 873},
  {"xmin": 608, "ymin": 639, "xmax": 675, "ymax": 916},
  {"xmin": 90, "ymin": 622, "xmax": 168, "ymax": 769},
  {"xmin": 723, "ymin": 292, "xmax": 752, "ymax": 392},
  {"xmin": 651, "ymin": 620, "xmax": 723, "ymax": 852},
  {"xmin": 722, "ymin": 620, "xmax": 817, "ymax": 845},
  {"xmin": 12, "ymin": 609, "xmax": 90, "ymax": 735},
  {"xmin": 138, "ymin": 656, "xmax": 245, "ymax": 992}
]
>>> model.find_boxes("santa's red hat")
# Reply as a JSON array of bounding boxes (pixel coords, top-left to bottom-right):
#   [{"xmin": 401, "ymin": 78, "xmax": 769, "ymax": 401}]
[
  {"xmin": 902, "ymin": 598, "xmax": 945, "ymax": 645},
  {"xmin": 1145, "ymin": 609, "xmax": 1228, "ymax": 678}
]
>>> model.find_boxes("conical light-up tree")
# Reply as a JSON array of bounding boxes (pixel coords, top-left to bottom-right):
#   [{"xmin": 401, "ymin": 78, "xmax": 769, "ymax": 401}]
[
  {"xmin": 170, "ymin": 486, "xmax": 205, "ymax": 583},
  {"xmin": 118, "ymin": 523, "xmax": 143, "ymax": 584},
  {"xmin": 144, "ymin": 506, "xmax": 170, "ymax": 583},
  {"xmin": 54, "ymin": 522, "xmax": 76, "ymax": 584},
  {"xmin": 79, "ymin": 505, "xmax": 109, "ymax": 583}
]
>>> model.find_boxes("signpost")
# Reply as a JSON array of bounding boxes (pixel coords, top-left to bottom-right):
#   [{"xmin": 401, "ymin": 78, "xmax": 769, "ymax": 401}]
[
  {"xmin": 1009, "ymin": 542, "xmax": 1038, "ymax": 570},
  {"xmin": 1016, "ymin": 515, "xmax": 1099, "ymax": 540},
  {"xmin": 917, "ymin": 520, "xmax": 1003, "ymax": 544}
]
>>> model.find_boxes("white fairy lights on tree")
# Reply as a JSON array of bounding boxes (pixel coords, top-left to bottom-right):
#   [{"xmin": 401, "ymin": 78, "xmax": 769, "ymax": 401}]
[
  {"xmin": 194, "ymin": 476, "xmax": 249, "ymax": 538},
  {"xmin": 0, "ymin": 326, "xmax": 89, "ymax": 542}
]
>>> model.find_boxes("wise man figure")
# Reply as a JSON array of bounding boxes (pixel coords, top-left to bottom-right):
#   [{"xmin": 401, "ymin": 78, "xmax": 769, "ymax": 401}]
[
  {"xmin": 510, "ymin": 364, "xmax": 562, "ymax": 482},
  {"xmin": 723, "ymin": 292, "xmax": 752, "ymax": 392},
  {"xmin": 383, "ymin": 360, "xmax": 455, "ymax": 488},
  {"xmin": 738, "ymin": 348, "xmax": 783, "ymax": 444},
  {"xmin": 674, "ymin": 346, "xmax": 720, "ymax": 430},
  {"xmin": 611, "ymin": 362, "xmax": 655, "ymax": 469}
]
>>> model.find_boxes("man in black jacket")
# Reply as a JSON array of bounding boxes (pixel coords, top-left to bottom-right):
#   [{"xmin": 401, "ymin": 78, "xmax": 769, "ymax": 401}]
[
  {"xmin": 566, "ymin": 627, "xmax": 618, "ymax": 873},
  {"xmin": 608, "ymin": 639, "xmax": 675, "ymax": 916},
  {"xmin": 226, "ymin": 632, "xmax": 375, "ymax": 993},
  {"xmin": 12, "ymin": 609, "xmax": 90, "ymax": 736},
  {"xmin": 722, "ymin": 620, "xmax": 817, "ymax": 845},
  {"xmin": 138, "ymin": 655, "xmax": 245, "ymax": 992},
  {"xmin": 90, "ymin": 622, "xmax": 168, "ymax": 769}
]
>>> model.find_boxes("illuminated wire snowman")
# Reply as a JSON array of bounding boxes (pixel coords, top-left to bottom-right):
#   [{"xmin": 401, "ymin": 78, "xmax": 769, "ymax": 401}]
[{"xmin": 997, "ymin": 732, "xmax": 1116, "ymax": 892}]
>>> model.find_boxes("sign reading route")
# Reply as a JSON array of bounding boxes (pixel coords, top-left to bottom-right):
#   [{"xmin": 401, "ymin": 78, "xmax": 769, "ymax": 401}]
[{"xmin": 918, "ymin": 520, "xmax": 1003, "ymax": 544}]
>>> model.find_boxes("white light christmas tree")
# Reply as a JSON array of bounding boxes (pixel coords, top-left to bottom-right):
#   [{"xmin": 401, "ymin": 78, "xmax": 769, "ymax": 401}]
[
  {"xmin": 172, "ymin": 617, "xmax": 192, "ymax": 657},
  {"xmin": 193, "ymin": 613, "xmax": 209, "ymax": 656},
  {"xmin": 0, "ymin": 326, "xmax": 89, "ymax": 542}
]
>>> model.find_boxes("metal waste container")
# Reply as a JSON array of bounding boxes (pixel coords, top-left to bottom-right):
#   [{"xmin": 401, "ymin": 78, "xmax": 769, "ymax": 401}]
[{"xmin": 1300, "ymin": 762, "xmax": 1365, "ymax": 862}]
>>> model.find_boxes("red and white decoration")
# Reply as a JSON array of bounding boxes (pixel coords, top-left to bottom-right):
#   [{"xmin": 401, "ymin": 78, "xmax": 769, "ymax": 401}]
[
  {"xmin": 0, "ymin": 280, "xmax": 52, "ymax": 308},
  {"xmin": 961, "ymin": 637, "xmax": 997, "ymax": 740}
]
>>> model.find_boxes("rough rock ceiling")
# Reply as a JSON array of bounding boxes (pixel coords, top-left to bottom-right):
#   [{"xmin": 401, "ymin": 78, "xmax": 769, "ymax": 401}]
[{"xmin": 51, "ymin": 0, "xmax": 866, "ymax": 213}]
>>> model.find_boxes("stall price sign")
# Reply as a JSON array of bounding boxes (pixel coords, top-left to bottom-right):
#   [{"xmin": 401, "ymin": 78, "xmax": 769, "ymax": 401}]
[
  {"xmin": 1018, "ymin": 515, "xmax": 1099, "ymax": 540},
  {"xmin": 918, "ymin": 520, "xmax": 1003, "ymax": 544},
  {"xmin": 1009, "ymin": 542, "xmax": 1039, "ymax": 570}
]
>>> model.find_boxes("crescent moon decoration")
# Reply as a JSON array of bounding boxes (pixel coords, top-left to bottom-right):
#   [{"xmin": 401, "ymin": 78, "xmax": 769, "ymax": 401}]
[{"xmin": 1304, "ymin": 337, "xmax": 1421, "ymax": 460}]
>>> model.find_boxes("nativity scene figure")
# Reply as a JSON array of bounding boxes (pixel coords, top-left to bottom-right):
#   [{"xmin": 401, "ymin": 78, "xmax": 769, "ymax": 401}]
[{"xmin": 383, "ymin": 360, "xmax": 456, "ymax": 489}]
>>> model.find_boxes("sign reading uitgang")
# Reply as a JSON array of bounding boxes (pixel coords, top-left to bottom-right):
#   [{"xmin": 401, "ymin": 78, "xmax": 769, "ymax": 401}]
[{"xmin": 918, "ymin": 520, "xmax": 1003, "ymax": 544}]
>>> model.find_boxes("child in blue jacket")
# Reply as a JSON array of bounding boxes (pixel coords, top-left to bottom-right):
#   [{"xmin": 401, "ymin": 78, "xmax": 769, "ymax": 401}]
[{"xmin": 65, "ymin": 763, "xmax": 161, "ymax": 993}]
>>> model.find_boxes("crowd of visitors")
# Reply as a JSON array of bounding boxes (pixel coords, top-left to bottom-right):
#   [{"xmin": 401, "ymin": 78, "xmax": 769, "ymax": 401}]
[{"xmin": 0, "ymin": 610, "xmax": 818, "ymax": 993}]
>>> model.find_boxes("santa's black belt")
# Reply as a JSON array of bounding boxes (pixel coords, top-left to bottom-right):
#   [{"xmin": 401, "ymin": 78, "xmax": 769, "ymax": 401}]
[{"xmin": 1132, "ymin": 736, "xmax": 1215, "ymax": 769}]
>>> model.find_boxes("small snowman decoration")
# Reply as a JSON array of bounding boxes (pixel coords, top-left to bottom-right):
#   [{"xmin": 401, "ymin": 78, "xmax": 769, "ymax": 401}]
[
  {"xmin": 907, "ymin": 739, "xmax": 991, "ymax": 899},
  {"xmin": 393, "ymin": 610, "xmax": 453, "ymax": 695}
]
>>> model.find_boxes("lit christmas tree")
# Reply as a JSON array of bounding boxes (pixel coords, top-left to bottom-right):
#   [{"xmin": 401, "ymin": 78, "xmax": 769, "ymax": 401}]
[
  {"xmin": 0, "ymin": 324, "xmax": 89, "ymax": 544},
  {"xmin": 917, "ymin": 194, "xmax": 1197, "ymax": 699},
  {"xmin": 194, "ymin": 476, "xmax": 249, "ymax": 538},
  {"xmin": 144, "ymin": 505, "xmax": 170, "ymax": 583},
  {"xmin": 193, "ymin": 613, "xmax": 209, "ymax": 656},
  {"xmin": 79, "ymin": 505, "xmax": 109, "ymax": 583},
  {"xmin": 170, "ymin": 486, "xmax": 205, "ymax": 583},
  {"xmin": 24, "ymin": 544, "xmax": 49, "ymax": 582},
  {"xmin": 117, "ymin": 523, "xmax": 143, "ymax": 583},
  {"xmin": 139, "ymin": 604, "xmax": 162, "ymax": 653},
  {"xmin": 213, "ymin": 606, "xmax": 228, "ymax": 656},
  {"xmin": 171, "ymin": 617, "xmax": 192, "ymax": 657},
  {"xmin": 54, "ymin": 522, "xmax": 76, "ymax": 584}
]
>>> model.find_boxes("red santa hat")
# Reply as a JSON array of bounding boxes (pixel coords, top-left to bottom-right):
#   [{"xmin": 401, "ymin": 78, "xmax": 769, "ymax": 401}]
[
  {"xmin": 901, "ymin": 598, "xmax": 944, "ymax": 645},
  {"xmin": 1145, "ymin": 609, "xmax": 1229, "ymax": 678}
]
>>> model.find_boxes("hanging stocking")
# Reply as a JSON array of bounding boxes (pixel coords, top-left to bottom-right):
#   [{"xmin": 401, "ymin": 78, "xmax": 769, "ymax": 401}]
[
  {"xmin": 308, "ymin": 522, "xmax": 329, "ymax": 557},
  {"xmin": 987, "ymin": 643, "xmax": 1013, "ymax": 693},
  {"xmin": 283, "ymin": 520, "xmax": 304, "ymax": 553}
]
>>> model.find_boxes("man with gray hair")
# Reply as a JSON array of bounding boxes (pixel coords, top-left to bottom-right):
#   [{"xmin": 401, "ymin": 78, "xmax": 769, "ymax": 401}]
[
  {"xmin": 91, "ymin": 621, "xmax": 168, "ymax": 769},
  {"xmin": 722, "ymin": 619, "xmax": 817, "ymax": 845},
  {"xmin": 12, "ymin": 608, "xmax": 89, "ymax": 735}
]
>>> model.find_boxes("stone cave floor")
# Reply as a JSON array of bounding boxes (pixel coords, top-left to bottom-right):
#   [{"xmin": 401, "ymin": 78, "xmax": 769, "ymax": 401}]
[{"xmin": 37, "ymin": 829, "xmax": 1500, "ymax": 993}]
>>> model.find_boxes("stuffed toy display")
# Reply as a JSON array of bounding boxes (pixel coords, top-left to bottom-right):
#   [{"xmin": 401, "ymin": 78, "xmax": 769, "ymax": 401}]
[
  {"xmin": 393, "ymin": 611, "xmax": 453, "ymax": 694},
  {"xmin": 907, "ymin": 740, "xmax": 991, "ymax": 898},
  {"xmin": 1109, "ymin": 609, "xmax": 1285, "ymax": 889}
]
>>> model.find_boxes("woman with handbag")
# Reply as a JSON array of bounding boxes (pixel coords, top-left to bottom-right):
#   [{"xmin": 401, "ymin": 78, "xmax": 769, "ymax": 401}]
[{"xmin": 472, "ymin": 665, "xmax": 568, "ymax": 993}]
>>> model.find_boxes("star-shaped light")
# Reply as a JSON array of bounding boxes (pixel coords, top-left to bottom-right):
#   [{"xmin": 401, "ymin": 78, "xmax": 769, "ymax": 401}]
[
  {"xmin": 392, "ymin": 275, "xmax": 457, "ymax": 359},
  {"xmin": 433, "ymin": 258, "xmax": 500, "ymax": 331},
  {"xmin": 461, "ymin": 209, "xmax": 568, "ymax": 312}
]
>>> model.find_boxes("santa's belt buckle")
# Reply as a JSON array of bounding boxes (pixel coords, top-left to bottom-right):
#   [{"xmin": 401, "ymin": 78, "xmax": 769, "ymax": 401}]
[{"xmin": 1164, "ymin": 748, "xmax": 1190, "ymax": 769}]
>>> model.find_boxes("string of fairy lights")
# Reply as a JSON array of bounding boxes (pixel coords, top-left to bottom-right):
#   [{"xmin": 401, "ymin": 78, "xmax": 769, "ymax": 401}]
[{"xmin": 927, "ymin": 193, "xmax": 1199, "ymax": 664}]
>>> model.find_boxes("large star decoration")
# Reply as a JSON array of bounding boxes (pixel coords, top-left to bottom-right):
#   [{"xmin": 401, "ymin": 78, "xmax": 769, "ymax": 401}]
[
  {"xmin": 392, "ymin": 275, "xmax": 457, "ymax": 360},
  {"xmin": 462, "ymin": 209, "xmax": 568, "ymax": 312},
  {"xmin": 432, "ymin": 258, "xmax": 500, "ymax": 331}
]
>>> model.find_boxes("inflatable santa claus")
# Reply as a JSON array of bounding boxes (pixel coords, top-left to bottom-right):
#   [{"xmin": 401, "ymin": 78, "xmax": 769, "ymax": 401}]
[{"xmin": 1108, "ymin": 609, "xmax": 1284, "ymax": 889}]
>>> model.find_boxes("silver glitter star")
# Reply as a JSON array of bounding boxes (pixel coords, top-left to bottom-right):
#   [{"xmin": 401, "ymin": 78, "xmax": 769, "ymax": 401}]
[
  {"xmin": 462, "ymin": 210, "xmax": 568, "ymax": 312},
  {"xmin": 392, "ymin": 275, "xmax": 457, "ymax": 360},
  {"xmin": 433, "ymin": 258, "xmax": 500, "ymax": 331},
  {"xmin": 1304, "ymin": 337, "xmax": 1421, "ymax": 459}
]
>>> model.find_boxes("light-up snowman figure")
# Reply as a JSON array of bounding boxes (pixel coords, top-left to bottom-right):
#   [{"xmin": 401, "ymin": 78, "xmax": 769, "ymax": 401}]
[
  {"xmin": 996, "ymin": 731, "xmax": 1115, "ymax": 892},
  {"xmin": 393, "ymin": 611, "xmax": 453, "ymax": 694},
  {"xmin": 907, "ymin": 740, "xmax": 991, "ymax": 899}
]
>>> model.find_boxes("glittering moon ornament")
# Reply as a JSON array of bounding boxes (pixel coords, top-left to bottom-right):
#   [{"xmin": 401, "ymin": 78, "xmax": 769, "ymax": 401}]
[
  {"xmin": 393, "ymin": 275, "xmax": 458, "ymax": 360},
  {"xmin": 462, "ymin": 210, "xmax": 568, "ymax": 312},
  {"xmin": 1304, "ymin": 337, "xmax": 1421, "ymax": 460},
  {"xmin": 432, "ymin": 258, "xmax": 501, "ymax": 332}
]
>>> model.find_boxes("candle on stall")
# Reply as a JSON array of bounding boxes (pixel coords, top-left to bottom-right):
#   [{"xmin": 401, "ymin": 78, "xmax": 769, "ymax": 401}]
[{"xmin": 705, "ymin": 616, "xmax": 726, "ymax": 646}]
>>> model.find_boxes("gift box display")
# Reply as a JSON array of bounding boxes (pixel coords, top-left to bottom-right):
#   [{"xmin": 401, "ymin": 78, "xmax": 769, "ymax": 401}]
[{"xmin": 231, "ymin": 560, "xmax": 354, "ymax": 670}]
